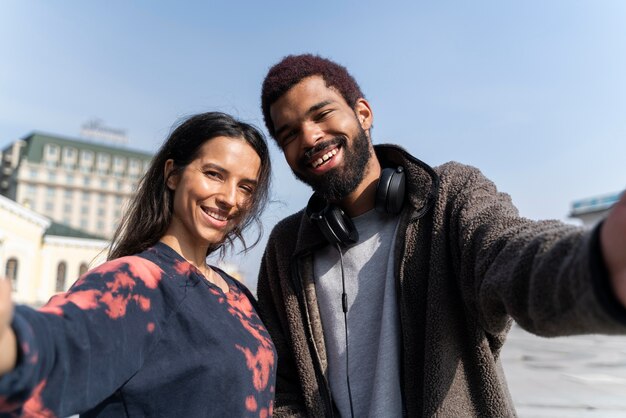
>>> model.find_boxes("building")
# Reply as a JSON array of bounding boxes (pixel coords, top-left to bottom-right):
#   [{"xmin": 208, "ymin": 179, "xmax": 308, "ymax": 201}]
[
  {"xmin": 0, "ymin": 193, "xmax": 108, "ymax": 306},
  {"xmin": 1, "ymin": 132, "xmax": 152, "ymax": 239},
  {"xmin": 570, "ymin": 191, "xmax": 623, "ymax": 226}
]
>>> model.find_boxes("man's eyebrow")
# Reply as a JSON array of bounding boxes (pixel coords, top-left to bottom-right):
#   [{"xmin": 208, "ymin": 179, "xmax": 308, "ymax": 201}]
[
  {"xmin": 274, "ymin": 100, "xmax": 334, "ymax": 138},
  {"xmin": 307, "ymin": 100, "xmax": 333, "ymax": 114}
]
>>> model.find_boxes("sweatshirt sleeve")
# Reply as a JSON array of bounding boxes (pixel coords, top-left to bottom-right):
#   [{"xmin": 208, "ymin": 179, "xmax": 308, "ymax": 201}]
[
  {"xmin": 439, "ymin": 162, "xmax": 626, "ymax": 336},
  {"xmin": 256, "ymin": 236, "xmax": 307, "ymax": 418},
  {"xmin": 0, "ymin": 255, "xmax": 167, "ymax": 417}
]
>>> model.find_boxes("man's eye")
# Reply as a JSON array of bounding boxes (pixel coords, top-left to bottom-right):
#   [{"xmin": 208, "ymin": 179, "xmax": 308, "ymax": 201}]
[
  {"xmin": 316, "ymin": 110, "xmax": 332, "ymax": 120},
  {"xmin": 281, "ymin": 132, "xmax": 297, "ymax": 147}
]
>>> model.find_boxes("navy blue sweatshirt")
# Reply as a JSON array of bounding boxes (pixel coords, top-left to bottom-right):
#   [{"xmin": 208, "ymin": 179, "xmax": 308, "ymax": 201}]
[{"xmin": 0, "ymin": 242, "xmax": 276, "ymax": 417}]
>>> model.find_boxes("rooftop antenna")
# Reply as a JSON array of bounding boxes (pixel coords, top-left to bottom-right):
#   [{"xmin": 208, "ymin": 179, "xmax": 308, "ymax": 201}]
[{"xmin": 80, "ymin": 118, "xmax": 128, "ymax": 146}]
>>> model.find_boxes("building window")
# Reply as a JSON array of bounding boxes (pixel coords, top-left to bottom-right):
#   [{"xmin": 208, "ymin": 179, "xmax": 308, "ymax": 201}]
[
  {"xmin": 56, "ymin": 262, "xmax": 67, "ymax": 292},
  {"xmin": 97, "ymin": 208, "xmax": 105, "ymax": 217},
  {"xmin": 48, "ymin": 171, "xmax": 57, "ymax": 182},
  {"xmin": 83, "ymin": 177, "xmax": 91, "ymax": 186},
  {"xmin": 45, "ymin": 201, "xmax": 54, "ymax": 212},
  {"xmin": 66, "ymin": 174, "xmax": 74, "ymax": 184},
  {"xmin": 113, "ymin": 156, "xmax": 125, "ymax": 172},
  {"xmin": 46, "ymin": 186, "xmax": 55, "ymax": 197},
  {"xmin": 64, "ymin": 203, "xmax": 72, "ymax": 213},
  {"xmin": 97, "ymin": 220, "xmax": 104, "ymax": 230},
  {"xmin": 5, "ymin": 258, "xmax": 18, "ymax": 289},
  {"xmin": 80, "ymin": 150, "xmax": 94, "ymax": 164},
  {"xmin": 97, "ymin": 153, "xmax": 110, "ymax": 174},
  {"xmin": 80, "ymin": 218, "xmax": 88, "ymax": 229},
  {"xmin": 82, "ymin": 192, "xmax": 90, "ymax": 202},
  {"xmin": 46, "ymin": 144, "xmax": 59, "ymax": 157},
  {"xmin": 99, "ymin": 193, "xmax": 106, "ymax": 203},
  {"xmin": 30, "ymin": 168, "xmax": 38, "ymax": 179},
  {"xmin": 63, "ymin": 147, "xmax": 76, "ymax": 160},
  {"xmin": 100, "ymin": 179, "xmax": 108, "ymax": 189},
  {"xmin": 115, "ymin": 195, "xmax": 123, "ymax": 205},
  {"xmin": 79, "ymin": 263, "xmax": 89, "ymax": 276},
  {"xmin": 27, "ymin": 184, "xmax": 36, "ymax": 195},
  {"xmin": 64, "ymin": 189, "xmax": 72, "ymax": 199},
  {"xmin": 81, "ymin": 206, "xmax": 89, "ymax": 215}
]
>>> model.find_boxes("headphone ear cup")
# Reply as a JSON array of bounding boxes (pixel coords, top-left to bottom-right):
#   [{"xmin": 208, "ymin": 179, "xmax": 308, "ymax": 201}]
[
  {"xmin": 307, "ymin": 194, "xmax": 359, "ymax": 246},
  {"xmin": 375, "ymin": 166, "xmax": 406, "ymax": 215},
  {"xmin": 323, "ymin": 205, "xmax": 359, "ymax": 245}
]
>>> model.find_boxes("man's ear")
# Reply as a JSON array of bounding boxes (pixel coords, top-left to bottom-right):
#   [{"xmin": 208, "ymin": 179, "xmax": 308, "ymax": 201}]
[
  {"xmin": 354, "ymin": 98, "xmax": 373, "ymax": 131},
  {"xmin": 164, "ymin": 159, "xmax": 178, "ymax": 190}
]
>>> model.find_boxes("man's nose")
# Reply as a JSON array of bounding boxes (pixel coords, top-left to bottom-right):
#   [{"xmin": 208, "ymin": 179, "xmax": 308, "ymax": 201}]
[{"xmin": 301, "ymin": 122, "xmax": 323, "ymax": 148}]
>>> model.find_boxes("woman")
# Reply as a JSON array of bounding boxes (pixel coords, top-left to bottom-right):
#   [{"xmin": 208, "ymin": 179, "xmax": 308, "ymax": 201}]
[{"xmin": 0, "ymin": 112, "xmax": 275, "ymax": 417}]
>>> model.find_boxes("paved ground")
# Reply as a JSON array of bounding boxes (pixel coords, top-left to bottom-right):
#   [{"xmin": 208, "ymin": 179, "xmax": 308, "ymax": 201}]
[{"xmin": 501, "ymin": 323, "xmax": 626, "ymax": 417}]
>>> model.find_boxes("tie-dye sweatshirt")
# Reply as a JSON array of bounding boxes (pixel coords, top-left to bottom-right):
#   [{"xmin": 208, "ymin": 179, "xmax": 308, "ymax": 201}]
[{"xmin": 0, "ymin": 242, "xmax": 276, "ymax": 417}]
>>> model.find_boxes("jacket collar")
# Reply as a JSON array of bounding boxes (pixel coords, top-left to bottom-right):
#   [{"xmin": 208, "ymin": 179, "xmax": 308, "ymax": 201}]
[{"xmin": 291, "ymin": 144, "xmax": 440, "ymax": 256}]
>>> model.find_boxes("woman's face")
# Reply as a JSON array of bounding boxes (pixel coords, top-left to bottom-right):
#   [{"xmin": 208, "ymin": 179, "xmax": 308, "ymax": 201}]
[{"xmin": 165, "ymin": 136, "xmax": 261, "ymax": 249}]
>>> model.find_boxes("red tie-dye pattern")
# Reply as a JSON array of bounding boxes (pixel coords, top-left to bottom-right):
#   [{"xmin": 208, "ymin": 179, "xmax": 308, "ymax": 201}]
[
  {"xmin": 227, "ymin": 292, "xmax": 273, "ymax": 350},
  {"xmin": 37, "ymin": 257, "xmax": 162, "ymax": 319},
  {"xmin": 173, "ymin": 259, "xmax": 194, "ymax": 276},
  {"xmin": 39, "ymin": 289, "xmax": 101, "ymax": 316},
  {"xmin": 219, "ymin": 287, "xmax": 275, "ymax": 418},
  {"xmin": 235, "ymin": 345, "xmax": 275, "ymax": 391},
  {"xmin": 22, "ymin": 380, "xmax": 56, "ymax": 418},
  {"xmin": 245, "ymin": 395, "xmax": 257, "ymax": 412}
]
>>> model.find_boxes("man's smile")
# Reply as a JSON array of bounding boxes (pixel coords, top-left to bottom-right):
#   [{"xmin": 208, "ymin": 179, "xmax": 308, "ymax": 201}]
[{"xmin": 311, "ymin": 148, "xmax": 339, "ymax": 168}]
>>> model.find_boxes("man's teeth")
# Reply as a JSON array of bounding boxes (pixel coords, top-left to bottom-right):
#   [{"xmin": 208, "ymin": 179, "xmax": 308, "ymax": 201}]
[{"xmin": 312, "ymin": 149, "xmax": 338, "ymax": 168}]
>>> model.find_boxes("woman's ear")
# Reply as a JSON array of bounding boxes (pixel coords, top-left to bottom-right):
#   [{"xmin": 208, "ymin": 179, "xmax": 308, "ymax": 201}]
[
  {"xmin": 354, "ymin": 98, "xmax": 373, "ymax": 131},
  {"xmin": 164, "ymin": 159, "xmax": 178, "ymax": 190}
]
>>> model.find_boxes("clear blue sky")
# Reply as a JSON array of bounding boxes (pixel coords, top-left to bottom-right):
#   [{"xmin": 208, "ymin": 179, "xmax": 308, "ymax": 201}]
[{"xmin": 2, "ymin": 1, "xmax": 625, "ymax": 284}]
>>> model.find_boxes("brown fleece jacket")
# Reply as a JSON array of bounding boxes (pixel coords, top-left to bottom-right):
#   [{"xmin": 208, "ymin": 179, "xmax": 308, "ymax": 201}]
[{"xmin": 256, "ymin": 144, "xmax": 626, "ymax": 417}]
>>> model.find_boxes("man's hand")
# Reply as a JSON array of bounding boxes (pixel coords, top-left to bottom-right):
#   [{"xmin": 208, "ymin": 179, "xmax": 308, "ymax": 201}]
[
  {"xmin": 0, "ymin": 277, "xmax": 17, "ymax": 375},
  {"xmin": 601, "ymin": 192, "xmax": 626, "ymax": 308}
]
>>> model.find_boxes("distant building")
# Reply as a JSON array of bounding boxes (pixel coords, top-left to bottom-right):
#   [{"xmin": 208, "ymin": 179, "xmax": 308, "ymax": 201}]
[
  {"xmin": 0, "ymin": 193, "xmax": 108, "ymax": 306},
  {"xmin": 0, "ymin": 132, "xmax": 152, "ymax": 238},
  {"xmin": 570, "ymin": 191, "xmax": 622, "ymax": 226}
]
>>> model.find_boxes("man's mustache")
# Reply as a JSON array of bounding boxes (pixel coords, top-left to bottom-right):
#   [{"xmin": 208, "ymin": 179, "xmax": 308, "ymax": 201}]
[{"xmin": 300, "ymin": 136, "xmax": 346, "ymax": 166}]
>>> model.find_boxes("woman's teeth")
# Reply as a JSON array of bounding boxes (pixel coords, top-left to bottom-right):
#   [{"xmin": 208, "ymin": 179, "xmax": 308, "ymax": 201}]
[
  {"xmin": 204, "ymin": 208, "xmax": 227, "ymax": 221},
  {"xmin": 312, "ymin": 148, "xmax": 338, "ymax": 168}
]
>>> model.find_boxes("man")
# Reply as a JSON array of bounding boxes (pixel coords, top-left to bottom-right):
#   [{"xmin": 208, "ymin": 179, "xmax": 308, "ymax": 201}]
[{"xmin": 256, "ymin": 54, "xmax": 626, "ymax": 417}]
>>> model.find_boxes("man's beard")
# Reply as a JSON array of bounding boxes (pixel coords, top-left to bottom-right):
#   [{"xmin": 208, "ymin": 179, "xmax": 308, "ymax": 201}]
[{"xmin": 293, "ymin": 126, "xmax": 371, "ymax": 202}]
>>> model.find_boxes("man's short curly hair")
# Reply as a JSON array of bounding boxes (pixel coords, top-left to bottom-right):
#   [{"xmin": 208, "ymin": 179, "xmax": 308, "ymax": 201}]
[{"xmin": 261, "ymin": 54, "xmax": 365, "ymax": 139}]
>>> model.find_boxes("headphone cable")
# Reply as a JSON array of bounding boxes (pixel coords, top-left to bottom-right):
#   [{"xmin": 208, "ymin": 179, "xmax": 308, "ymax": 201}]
[{"xmin": 336, "ymin": 243, "xmax": 355, "ymax": 418}]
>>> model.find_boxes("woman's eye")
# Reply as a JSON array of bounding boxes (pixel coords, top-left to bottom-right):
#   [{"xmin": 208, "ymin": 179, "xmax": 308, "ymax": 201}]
[
  {"xmin": 205, "ymin": 171, "xmax": 221, "ymax": 179},
  {"xmin": 240, "ymin": 185, "xmax": 254, "ymax": 195}
]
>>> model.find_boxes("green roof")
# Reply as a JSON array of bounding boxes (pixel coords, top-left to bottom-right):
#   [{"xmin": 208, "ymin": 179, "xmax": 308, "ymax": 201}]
[
  {"xmin": 20, "ymin": 132, "xmax": 153, "ymax": 164},
  {"xmin": 45, "ymin": 221, "xmax": 107, "ymax": 240}
]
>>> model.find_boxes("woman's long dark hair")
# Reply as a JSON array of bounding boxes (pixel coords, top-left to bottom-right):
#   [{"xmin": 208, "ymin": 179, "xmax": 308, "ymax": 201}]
[{"xmin": 107, "ymin": 112, "xmax": 271, "ymax": 260}]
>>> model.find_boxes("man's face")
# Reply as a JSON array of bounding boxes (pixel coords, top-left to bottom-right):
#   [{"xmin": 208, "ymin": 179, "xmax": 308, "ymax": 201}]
[{"xmin": 269, "ymin": 76, "xmax": 374, "ymax": 201}]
